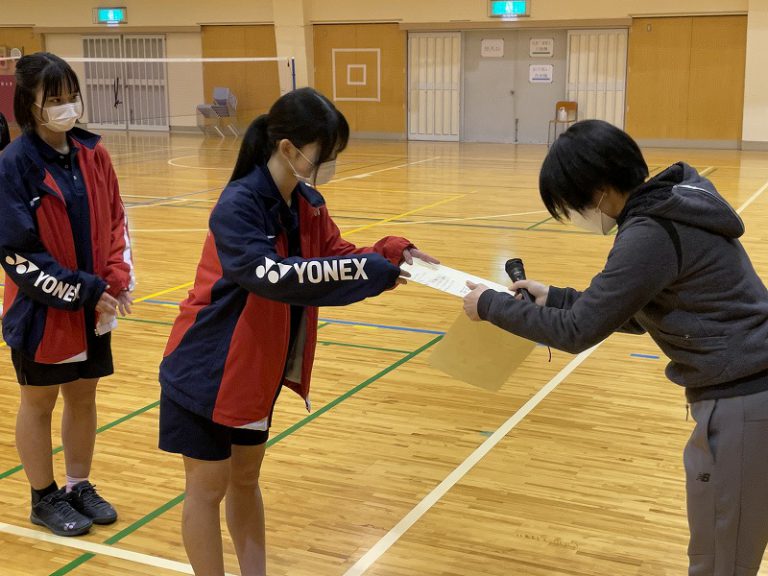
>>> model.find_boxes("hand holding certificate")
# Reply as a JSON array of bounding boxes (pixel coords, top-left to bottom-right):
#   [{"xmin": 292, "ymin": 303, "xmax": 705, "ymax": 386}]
[{"xmin": 400, "ymin": 258, "xmax": 510, "ymax": 298}]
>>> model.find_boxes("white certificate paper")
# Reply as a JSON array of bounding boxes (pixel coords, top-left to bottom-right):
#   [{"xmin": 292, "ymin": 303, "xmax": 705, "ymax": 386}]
[{"xmin": 400, "ymin": 258, "xmax": 511, "ymax": 298}]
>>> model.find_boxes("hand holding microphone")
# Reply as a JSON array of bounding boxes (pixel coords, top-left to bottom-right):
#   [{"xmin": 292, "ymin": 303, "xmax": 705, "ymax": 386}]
[{"xmin": 504, "ymin": 258, "xmax": 549, "ymax": 306}]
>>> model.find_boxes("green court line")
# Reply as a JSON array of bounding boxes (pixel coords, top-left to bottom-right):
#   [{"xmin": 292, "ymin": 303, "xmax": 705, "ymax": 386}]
[
  {"xmin": 0, "ymin": 401, "xmax": 160, "ymax": 481},
  {"xmin": 526, "ymin": 216, "xmax": 552, "ymax": 230},
  {"xmin": 317, "ymin": 340, "xmax": 411, "ymax": 354},
  {"xmin": 0, "ymin": 324, "xmax": 374, "ymax": 481},
  {"xmin": 48, "ymin": 334, "xmax": 443, "ymax": 576},
  {"xmin": 121, "ymin": 317, "xmax": 173, "ymax": 327}
]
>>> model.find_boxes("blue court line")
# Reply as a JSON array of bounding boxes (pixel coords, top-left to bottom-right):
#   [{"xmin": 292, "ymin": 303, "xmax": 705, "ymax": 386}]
[
  {"xmin": 630, "ymin": 353, "xmax": 660, "ymax": 360},
  {"xmin": 141, "ymin": 298, "xmax": 446, "ymax": 335},
  {"xmin": 317, "ymin": 318, "xmax": 445, "ymax": 335}
]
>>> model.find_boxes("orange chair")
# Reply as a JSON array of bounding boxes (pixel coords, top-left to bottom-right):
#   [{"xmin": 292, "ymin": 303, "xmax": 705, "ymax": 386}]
[{"xmin": 547, "ymin": 101, "xmax": 578, "ymax": 147}]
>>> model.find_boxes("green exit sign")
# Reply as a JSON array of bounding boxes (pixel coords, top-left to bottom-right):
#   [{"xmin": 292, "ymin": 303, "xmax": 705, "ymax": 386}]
[
  {"xmin": 94, "ymin": 7, "xmax": 127, "ymax": 25},
  {"xmin": 489, "ymin": 1, "xmax": 530, "ymax": 18}
]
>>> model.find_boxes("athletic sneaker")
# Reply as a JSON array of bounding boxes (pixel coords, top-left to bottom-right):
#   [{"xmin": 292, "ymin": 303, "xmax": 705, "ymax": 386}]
[
  {"xmin": 67, "ymin": 481, "xmax": 118, "ymax": 525},
  {"xmin": 30, "ymin": 489, "xmax": 92, "ymax": 536}
]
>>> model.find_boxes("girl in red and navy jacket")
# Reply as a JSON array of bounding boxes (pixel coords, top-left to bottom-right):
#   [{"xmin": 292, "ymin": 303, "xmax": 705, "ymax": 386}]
[
  {"xmin": 0, "ymin": 53, "xmax": 134, "ymax": 537},
  {"xmin": 158, "ymin": 87, "xmax": 436, "ymax": 575}
]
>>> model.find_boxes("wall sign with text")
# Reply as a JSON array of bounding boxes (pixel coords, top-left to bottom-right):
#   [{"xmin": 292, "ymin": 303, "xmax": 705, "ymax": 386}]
[
  {"xmin": 529, "ymin": 64, "xmax": 554, "ymax": 84},
  {"xmin": 530, "ymin": 38, "xmax": 554, "ymax": 58},
  {"xmin": 481, "ymin": 39, "xmax": 504, "ymax": 58}
]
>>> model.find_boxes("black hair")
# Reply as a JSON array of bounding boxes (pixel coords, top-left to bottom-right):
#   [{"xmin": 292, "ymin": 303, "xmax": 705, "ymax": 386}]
[
  {"xmin": 539, "ymin": 119, "xmax": 649, "ymax": 221},
  {"xmin": 0, "ymin": 112, "xmax": 10, "ymax": 151},
  {"xmin": 13, "ymin": 52, "xmax": 82, "ymax": 131},
  {"xmin": 230, "ymin": 87, "xmax": 349, "ymax": 182}
]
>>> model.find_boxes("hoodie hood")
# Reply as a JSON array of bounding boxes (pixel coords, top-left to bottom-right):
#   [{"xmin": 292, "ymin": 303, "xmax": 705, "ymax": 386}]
[{"xmin": 617, "ymin": 162, "xmax": 744, "ymax": 239}]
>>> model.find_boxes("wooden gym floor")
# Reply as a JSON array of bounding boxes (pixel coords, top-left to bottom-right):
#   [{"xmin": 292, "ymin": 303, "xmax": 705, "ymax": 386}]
[{"xmin": 1, "ymin": 132, "xmax": 768, "ymax": 575}]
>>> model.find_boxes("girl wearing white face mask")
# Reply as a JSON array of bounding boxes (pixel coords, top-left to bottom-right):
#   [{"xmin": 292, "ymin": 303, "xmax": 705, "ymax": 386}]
[
  {"xmin": 0, "ymin": 52, "xmax": 135, "ymax": 537},
  {"xmin": 463, "ymin": 119, "xmax": 768, "ymax": 576},
  {"xmin": 157, "ymin": 87, "xmax": 437, "ymax": 576}
]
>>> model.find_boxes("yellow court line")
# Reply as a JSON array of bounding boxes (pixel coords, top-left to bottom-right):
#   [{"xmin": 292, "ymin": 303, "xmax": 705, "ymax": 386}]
[
  {"xmin": 133, "ymin": 282, "xmax": 194, "ymax": 304},
  {"xmin": 342, "ymin": 195, "xmax": 466, "ymax": 236},
  {"xmin": 1, "ymin": 195, "xmax": 461, "ymax": 347}
]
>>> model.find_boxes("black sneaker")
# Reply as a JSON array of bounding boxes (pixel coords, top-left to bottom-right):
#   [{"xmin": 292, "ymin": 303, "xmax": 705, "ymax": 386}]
[
  {"xmin": 67, "ymin": 481, "xmax": 118, "ymax": 525},
  {"xmin": 31, "ymin": 489, "xmax": 92, "ymax": 536}
]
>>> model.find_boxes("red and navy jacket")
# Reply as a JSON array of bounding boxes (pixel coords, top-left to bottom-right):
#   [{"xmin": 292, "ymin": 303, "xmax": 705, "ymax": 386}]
[
  {"xmin": 0, "ymin": 128, "xmax": 134, "ymax": 363},
  {"xmin": 159, "ymin": 165, "xmax": 411, "ymax": 428}
]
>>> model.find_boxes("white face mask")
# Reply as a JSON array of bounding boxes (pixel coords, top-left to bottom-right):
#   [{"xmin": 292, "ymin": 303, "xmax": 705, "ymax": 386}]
[
  {"xmin": 567, "ymin": 192, "xmax": 617, "ymax": 235},
  {"xmin": 39, "ymin": 100, "xmax": 83, "ymax": 133},
  {"xmin": 287, "ymin": 146, "xmax": 336, "ymax": 187}
]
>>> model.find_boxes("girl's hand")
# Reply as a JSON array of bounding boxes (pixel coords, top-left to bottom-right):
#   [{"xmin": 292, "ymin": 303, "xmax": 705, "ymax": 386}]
[{"xmin": 402, "ymin": 248, "xmax": 440, "ymax": 265}]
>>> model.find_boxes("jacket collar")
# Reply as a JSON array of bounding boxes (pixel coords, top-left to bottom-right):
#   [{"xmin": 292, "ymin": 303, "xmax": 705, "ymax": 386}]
[
  {"xmin": 21, "ymin": 127, "xmax": 101, "ymax": 166},
  {"xmin": 19, "ymin": 128, "xmax": 101, "ymax": 199}
]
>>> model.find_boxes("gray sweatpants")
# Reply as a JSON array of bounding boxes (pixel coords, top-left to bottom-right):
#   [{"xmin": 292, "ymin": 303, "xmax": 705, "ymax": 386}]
[{"xmin": 685, "ymin": 389, "xmax": 768, "ymax": 575}]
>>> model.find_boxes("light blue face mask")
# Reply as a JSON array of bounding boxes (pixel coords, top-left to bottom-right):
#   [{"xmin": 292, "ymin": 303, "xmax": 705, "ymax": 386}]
[{"xmin": 287, "ymin": 146, "xmax": 336, "ymax": 187}]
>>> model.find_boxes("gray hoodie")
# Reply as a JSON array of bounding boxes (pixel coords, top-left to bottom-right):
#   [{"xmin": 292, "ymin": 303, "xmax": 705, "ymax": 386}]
[{"xmin": 477, "ymin": 162, "xmax": 768, "ymax": 402}]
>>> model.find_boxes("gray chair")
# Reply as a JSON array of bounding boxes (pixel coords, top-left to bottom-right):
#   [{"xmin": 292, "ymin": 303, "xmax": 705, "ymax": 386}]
[{"xmin": 196, "ymin": 87, "xmax": 239, "ymax": 137}]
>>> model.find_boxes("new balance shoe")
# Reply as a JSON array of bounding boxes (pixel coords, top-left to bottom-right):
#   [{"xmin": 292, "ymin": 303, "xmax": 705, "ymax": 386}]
[
  {"xmin": 30, "ymin": 489, "xmax": 92, "ymax": 536},
  {"xmin": 67, "ymin": 481, "xmax": 118, "ymax": 525}
]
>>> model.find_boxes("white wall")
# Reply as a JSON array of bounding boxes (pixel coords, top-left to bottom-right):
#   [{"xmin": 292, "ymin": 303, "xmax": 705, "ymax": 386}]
[
  {"xmin": 166, "ymin": 33, "xmax": 204, "ymax": 127},
  {"xmin": 742, "ymin": 0, "xmax": 768, "ymax": 146},
  {"xmin": 7, "ymin": 0, "xmax": 767, "ymax": 143}
]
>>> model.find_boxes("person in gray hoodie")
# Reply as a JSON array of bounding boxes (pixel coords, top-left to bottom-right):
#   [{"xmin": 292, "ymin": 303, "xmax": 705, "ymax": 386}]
[{"xmin": 463, "ymin": 119, "xmax": 768, "ymax": 576}]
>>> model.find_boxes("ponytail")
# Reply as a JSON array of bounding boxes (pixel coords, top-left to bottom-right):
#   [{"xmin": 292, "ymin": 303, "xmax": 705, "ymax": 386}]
[{"xmin": 229, "ymin": 114, "xmax": 270, "ymax": 182}]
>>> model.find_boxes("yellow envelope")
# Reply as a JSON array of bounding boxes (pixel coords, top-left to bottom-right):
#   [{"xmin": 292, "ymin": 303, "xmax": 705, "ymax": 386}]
[{"xmin": 430, "ymin": 313, "xmax": 537, "ymax": 391}]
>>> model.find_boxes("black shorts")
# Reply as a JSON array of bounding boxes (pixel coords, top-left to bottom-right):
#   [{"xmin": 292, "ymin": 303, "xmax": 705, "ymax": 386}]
[
  {"xmin": 158, "ymin": 393, "xmax": 269, "ymax": 461},
  {"xmin": 11, "ymin": 331, "xmax": 113, "ymax": 386}
]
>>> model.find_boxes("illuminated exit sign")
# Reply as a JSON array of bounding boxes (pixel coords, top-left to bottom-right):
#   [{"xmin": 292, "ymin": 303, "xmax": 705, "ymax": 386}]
[
  {"xmin": 94, "ymin": 7, "xmax": 127, "ymax": 25},
  {"xmin": 489, "ymin": 1, "xmax": 530, "ymax": 18}
]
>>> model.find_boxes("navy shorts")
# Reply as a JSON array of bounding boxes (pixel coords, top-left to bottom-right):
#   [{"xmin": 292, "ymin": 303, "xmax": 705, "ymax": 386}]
[
  {"xmin": 158, "ymin": 393, "xmax": 269, "ymax": 461},
  {"xmin": 10, "ymin": 332, "xmax": 113, "ymax": 386}
]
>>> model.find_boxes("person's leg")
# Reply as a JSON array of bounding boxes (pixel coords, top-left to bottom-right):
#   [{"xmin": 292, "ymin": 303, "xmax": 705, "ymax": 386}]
[
  {"xmin": 58, "ymin": 376, "xmax": 117, "ymax": 524},
  {"xmin": 226, "ymin": 442, "xmax": 268, "ymax": 576},
  {"xmin": 17, "ymin": 382, "xmax": 92, "ymax": 536},
  {"xmin": 60, "ymin": 378, "xmax": 98, "ymax": 481},
  {"xmin": 183, "ymin": 456, "xmax": 231, "ymax": 576},
  {"xmin": 16, "ymin": 384, "xmax": 60, "ymax": 490},
  {"xmin": 685, "ymin": 392, "xmax": 768, "ymax": 576},
  {"xmin": 735, "ymin": 390, "xmax": 768, "ymax": 574}
]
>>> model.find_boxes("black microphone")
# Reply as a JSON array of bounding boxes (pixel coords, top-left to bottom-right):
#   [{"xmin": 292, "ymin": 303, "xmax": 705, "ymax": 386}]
[{"xmin": 505, "ymin": 258, "xmax": 534, "ymax": 302}]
